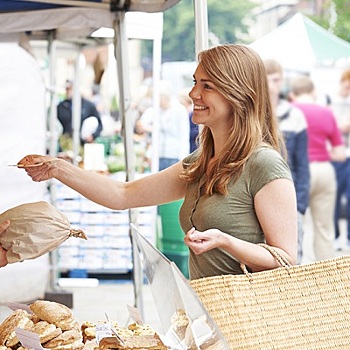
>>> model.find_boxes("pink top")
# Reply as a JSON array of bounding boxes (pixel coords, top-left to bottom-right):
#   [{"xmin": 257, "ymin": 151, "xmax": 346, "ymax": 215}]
[{"xmin": 292, "ymin": 102, "xmax": 343, "ymax": 162}]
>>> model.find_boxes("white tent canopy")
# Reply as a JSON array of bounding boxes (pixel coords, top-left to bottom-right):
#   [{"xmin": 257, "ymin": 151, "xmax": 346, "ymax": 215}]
[{"xmin": 250, "ymin": 12, "xmax": 350, "ymax": 73}]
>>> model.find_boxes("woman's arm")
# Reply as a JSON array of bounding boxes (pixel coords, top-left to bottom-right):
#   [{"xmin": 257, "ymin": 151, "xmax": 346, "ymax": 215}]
[
  {"xmin": 329, "ymin": 145, "xmax": 346, "ymax": 162},
  {"xmin": 185, "ymin": 178, "xmax": 298, "ymax": 271},
  {"xmin": 18, "ymin": 155, "xmax": 187, "ymax": 210}
]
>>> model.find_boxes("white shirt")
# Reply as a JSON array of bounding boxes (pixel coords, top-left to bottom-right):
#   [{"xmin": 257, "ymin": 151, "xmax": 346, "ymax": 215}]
[{"xmin": 140, "ymin": 99, "xmax": 190, "ymax": 159}]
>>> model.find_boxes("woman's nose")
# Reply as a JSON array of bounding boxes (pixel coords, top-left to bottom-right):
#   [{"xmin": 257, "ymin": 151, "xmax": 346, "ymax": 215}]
[{"xmin": 189, "ymin": 86, "xmax": 199, "ymax": 100}]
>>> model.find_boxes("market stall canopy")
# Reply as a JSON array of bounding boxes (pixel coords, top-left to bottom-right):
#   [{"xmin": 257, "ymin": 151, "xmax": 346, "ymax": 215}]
[
  {"xmin": 0, "ymin": 0, "xmax": 179, "ymax": 13},
  {"xmin": 0, "ymin": 0, "xmax": 179, "ymax": 41},
  {"xmin": 250, "ymin": 12, "xmax": 350, "ymax": 73}
]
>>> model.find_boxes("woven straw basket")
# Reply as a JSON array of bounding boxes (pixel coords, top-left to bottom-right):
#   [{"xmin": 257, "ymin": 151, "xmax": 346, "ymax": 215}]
[{"xmin": 190, "ymin": 245, "xmax": 350, "ymax": 349}]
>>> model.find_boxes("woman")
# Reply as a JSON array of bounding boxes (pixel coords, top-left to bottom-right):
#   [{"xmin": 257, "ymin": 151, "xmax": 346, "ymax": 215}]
[{"xmin": 2, "ymin": 45, "xmax": 297, "ymax": 277}]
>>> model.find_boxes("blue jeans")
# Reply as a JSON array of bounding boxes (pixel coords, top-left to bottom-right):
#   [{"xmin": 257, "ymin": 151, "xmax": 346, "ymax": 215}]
[
  {"xmin": 159, "ymin": 157, "xmax": 178, "ymax": 171},
  {"xmin": 333, "ymin": 158, "xmax": 350, "ymax": 240}
]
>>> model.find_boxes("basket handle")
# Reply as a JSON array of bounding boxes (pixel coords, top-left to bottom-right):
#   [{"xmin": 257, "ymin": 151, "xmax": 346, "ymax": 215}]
[{"xmin": 239, "ymin": 243, "xmax": 293, "ymax": 276}]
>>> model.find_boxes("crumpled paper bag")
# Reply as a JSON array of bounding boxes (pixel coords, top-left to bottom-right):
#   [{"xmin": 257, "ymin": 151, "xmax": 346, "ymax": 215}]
[{"xmin": 0, "ymin": 201, "xmax": 87, "ymax": 263}]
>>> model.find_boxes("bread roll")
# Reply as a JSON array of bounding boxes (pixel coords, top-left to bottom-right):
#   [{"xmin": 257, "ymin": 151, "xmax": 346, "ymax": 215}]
[
  {"xmin": 43, "ymin": 328, "xmax": 83, "ymax": 349},
  {"xmin": 30, "ymin": 320, "xmax": 62, "ymax": 344},
  {"xmin": 30, "ymin": 300, "xmax": 76, "ymax": 331},
  {"xmin": 0, "ymin": 309, "xmax": 33, "ymax": 347}
]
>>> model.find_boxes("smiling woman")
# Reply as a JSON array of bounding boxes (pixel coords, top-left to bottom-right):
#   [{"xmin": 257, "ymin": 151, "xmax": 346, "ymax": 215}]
[{"xmin": 5, "ymin": 44, "xmax": 297, "ymax": 283}]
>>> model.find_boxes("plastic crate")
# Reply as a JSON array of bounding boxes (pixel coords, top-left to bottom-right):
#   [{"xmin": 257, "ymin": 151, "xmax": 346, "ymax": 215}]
[
  {"xmin": 163, "ymin": 250, "xmax": 189, "ymax": 279},
  {"xmin": 159, "ymin": 238, "xmax": 188, "ymax": 253},
  {"xmin": 158, "ymin": 199, "xmax": 184, "ymax": 241}
]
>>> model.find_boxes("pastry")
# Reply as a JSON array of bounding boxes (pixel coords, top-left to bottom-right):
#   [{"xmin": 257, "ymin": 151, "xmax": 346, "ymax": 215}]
[
  {"xmin": 127, "ymin": 323, "xmax": 156, "ymax": 336},
  {"xmin": 0, "ymin": 309, "xmax": 33, "ymax": 347},
  {"xmin": 43, "ymin": 328, "xmax": 84, "ymax": 350},
  {"xmin": 83, "ymin": 339, "xmax": 99, "ymax": 350},
  {"xmin": 98, "ymin": 334, "xmax": 168, "ymax": 350},
  {"xmin": 29, "ymin": 300, "xmax": 76, "ymax": 331},
  {"xmin": 30, "ymin": 320, "xmax": 62, "ymax": 344},
  {"xmin": 171, "ymin": 309, "xmax": 189, "ymax": 341},
  {"xmin": 81, "ymin": 321, "xmax": 120, "ymax": 343},
  {"xmin": 81, "ymin": 321, "xmax": 97, "ymax": 343}
]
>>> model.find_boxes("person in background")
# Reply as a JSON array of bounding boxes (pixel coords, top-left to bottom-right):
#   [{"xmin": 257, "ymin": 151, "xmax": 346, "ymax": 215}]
[
  {"xmin": 289, "ymin": 75, "xmax": 346, "ymax": 261},
  {"xmin": 0, "ymin": 220, "xmax": 10, "ymax": 267},
  {"xmin": 139, "ymin": 80, "xmax": 190, "ymax": 170},
  {"xmin": 57, "ymin": 80, "xmax": 103, "ymax": 147},
  {"xmin": 264, "ymin": 59, "xmax": 310, "ymax": 264},
  {"xmin": 328, "ymin": 69, "xmax": 350, "ymax": 250},
  {"xmin": 8, "ymin": 45, "xmax": 297, "ymax": 279},
  {"xmin": 179, "ymin": 87, "xmax": 199, "ymax": 152}
]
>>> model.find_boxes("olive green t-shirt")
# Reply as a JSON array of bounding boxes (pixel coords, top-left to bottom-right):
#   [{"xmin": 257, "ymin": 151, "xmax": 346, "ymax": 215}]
[{"xmin": 179, "ymin": 147, "xmax": 293, "ymax": 280}]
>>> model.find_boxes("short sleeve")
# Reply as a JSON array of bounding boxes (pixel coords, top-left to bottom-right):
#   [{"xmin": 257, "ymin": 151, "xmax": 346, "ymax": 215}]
[
  {"xmin": 182, "ymin": 150, "xmax": 199, "ymax": 169},
  {"xmin": 247, "ymin": 148, "xmax": 293, "ymax": 197}
]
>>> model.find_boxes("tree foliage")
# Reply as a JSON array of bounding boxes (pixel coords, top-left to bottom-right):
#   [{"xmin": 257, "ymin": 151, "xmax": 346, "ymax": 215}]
[
  {"xmin": 310, "ymin": 0, "xmax": 350, "ymax": 42},
  {"xmin": 142, "ymin": 0, "xmax": 256, "ymax": 63}
]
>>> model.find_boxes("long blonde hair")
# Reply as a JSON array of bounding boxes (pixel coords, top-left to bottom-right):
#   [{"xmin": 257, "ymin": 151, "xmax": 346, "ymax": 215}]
[{"xmin": 182, "ymin": 44, "xmax": 285, "ymax": 195}]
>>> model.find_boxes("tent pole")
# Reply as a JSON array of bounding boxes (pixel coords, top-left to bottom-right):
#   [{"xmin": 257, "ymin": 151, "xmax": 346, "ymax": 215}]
[
  {"xmin": 72, "ymin": 49, "xmax": 84, "ymax": 165},
  {"xmin": 47, "ymin": 31, "xmax": 58, "ymax": 159},
  {"xmin": 193, "ymin": 0, "xmax": 209, "ymax": 58},
  {"xmin": 150, "ymin": 37, "xmax": 161, "ymax": 174},
  {"xmin": 113, "ymin": 12, "xmax": 143, "ymax": 315},
  {"xmin": 47, "ymin": 30, "xmax": 60, "ymax": 291}
]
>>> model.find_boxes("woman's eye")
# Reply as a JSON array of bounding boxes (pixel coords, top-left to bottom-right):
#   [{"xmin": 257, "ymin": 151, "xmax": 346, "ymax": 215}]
[{"xmin": 204, "ymin": 83, "xmax": 212, "ymax": 89}]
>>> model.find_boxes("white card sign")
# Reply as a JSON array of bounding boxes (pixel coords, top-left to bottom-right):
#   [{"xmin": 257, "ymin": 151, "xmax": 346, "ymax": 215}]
[{"xmin": 15, "ymin": 327, "xmax": 47, "ymax": 350}]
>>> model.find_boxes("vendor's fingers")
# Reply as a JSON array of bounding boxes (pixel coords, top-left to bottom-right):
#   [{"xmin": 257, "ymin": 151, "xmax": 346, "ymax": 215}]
[{"xmin": 17, "ymin": 154, "xmax": 45, "ymax": 166}]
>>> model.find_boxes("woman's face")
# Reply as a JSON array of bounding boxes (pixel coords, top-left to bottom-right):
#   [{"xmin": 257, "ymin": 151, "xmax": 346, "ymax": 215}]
[{"xmin": 189, "ymin": 63, "xmax": 233, "ymax": 131}]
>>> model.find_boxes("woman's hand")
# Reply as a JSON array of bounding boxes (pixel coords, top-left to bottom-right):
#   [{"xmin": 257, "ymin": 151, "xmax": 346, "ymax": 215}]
[
  {"xmin": 0, "ymin": 220, "xmax": 10, "ymax": 267},
  {"xmin": 17, "ymin": 154, "xmax": 61, "ymax": 182},
  {"xmin": 184, "ymin": 227, "xmax": 225, "ymax": 255}
]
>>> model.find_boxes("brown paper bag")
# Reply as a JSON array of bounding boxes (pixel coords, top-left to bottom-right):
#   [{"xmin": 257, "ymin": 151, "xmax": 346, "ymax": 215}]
[{"xmin": 0, "ymin": 201, "xmax": 87, "ymax": 263}]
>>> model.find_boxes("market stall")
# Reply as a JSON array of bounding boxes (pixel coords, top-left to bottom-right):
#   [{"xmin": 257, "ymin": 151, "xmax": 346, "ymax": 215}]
[
  {"xmin": 0, "ymin": 0, "xmax": 179, "ymax": 307},
  {"xmin": 0, "ymin": 0, "xmax": 209, "ymax": 313}
]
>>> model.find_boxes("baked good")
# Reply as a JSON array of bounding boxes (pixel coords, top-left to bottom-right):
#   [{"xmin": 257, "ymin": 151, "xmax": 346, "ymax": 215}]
[
  {"xmin": 30, "ymin": 320, "xmax": 62, "ymax": 344},
  {"xmin": 81, "ymin": 321, "xmax": 120, "ymax": 343},
  {"xmin": 81, "ymin": 321, "xmax": 96, "ymax": 343},
  {"xmin": 43, "ymin": 328, "xmax": 84, "ymax": 350},
  {"xmin": 170, "ymin": 309, "xmax": 189, "ymax": 341},
  {"xmin": 83, "ymin": 339, "xmax": 99, "ymax": 350},
  {"xmin": 30, "ymin": 300, "xmax": 76, "ymax": 331},
  {"xmin": 0, "ymin": 309, "xmax": 33, "ymax": 347},
  {"xmin": 127, "ymin": 323, "xmax": 156, "ymax": 336},
  {"xmin": 98, "ymin": 334, "xmax": 168, "ymax": 350}
]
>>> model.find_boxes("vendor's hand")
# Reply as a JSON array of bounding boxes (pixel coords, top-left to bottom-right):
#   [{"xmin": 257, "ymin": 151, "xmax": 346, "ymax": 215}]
[
  {"xmin": 0, "ymin": 220, "xmax": 10, "ymax": 267},
  {"xmin": 184, "ymin": 227, "xmax": 224, "ymax": 255},
  {"xmin": 17, "ymin": 154, "xmax": 60, "ymax": 182}
]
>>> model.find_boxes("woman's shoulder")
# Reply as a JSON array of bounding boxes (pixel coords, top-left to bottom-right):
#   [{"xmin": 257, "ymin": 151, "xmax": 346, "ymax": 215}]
[
  {"xmin": 182, "ymin": 150, "xmax": 200, "ymax": 166},
  {"xmin": 245, "ymin": 147, "xmax": 292, "ymax": 195},
  {"xmin": 248, "ymin": 147, "xmax": 291, "ymax": 177},
  {"xmin": 250, "ymin": 147, "xmax": 283, "ymax": 163}
]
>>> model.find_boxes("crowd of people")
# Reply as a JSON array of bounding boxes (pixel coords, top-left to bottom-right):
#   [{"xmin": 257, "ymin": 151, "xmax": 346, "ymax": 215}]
[{"xmin": 0, "ymin": 44, "xmax": 349, "ymax": 273}]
